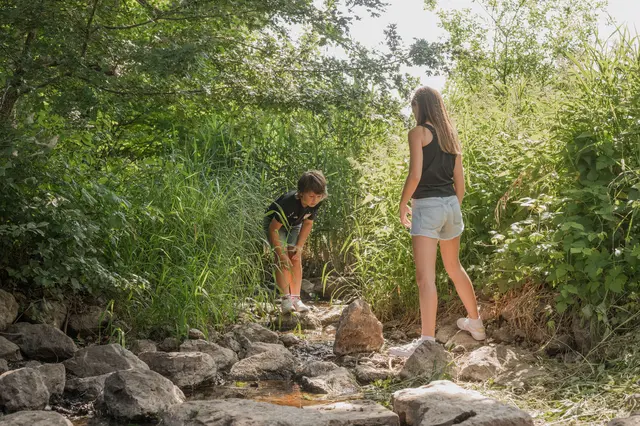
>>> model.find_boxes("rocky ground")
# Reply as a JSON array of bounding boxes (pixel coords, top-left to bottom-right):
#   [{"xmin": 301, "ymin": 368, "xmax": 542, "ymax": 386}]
[{"xmin": 0, "ymin": 286, "xmax": 638, "ymax": 425}]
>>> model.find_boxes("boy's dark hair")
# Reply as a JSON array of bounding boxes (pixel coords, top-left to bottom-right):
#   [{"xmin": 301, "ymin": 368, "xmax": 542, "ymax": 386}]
[{"xmin": 297, "ymin": 170, "xmax": 328, "ymax": 196}]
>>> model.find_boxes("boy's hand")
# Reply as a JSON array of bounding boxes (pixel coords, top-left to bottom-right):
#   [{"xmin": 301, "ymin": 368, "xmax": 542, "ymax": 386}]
[
  {"xmin": 291, "ymin": 245, "xmax": 303, "ymax": 261},
  {"xmin": 278, "ymin": 253, "xmax": 293, "ymax": 269},
  {"xmin": 399, "ymin": 203, "xmax": 412, "ymax": 228}
]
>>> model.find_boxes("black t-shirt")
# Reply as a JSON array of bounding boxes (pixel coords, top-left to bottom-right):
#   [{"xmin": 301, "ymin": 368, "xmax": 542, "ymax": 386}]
[
  {"xmin": 412, "ymin": 123, "xmax": 457, "ymax": 199},
  {"xmin": 265, "ymin": 190, "xmax": 322, "ymax": 228}
]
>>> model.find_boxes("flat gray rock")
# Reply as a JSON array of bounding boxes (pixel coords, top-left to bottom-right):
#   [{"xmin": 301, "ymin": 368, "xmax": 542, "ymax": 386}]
[
  {"xmin": 0, "ymin": 410, "xmax": 72, "ymax": 426},
  {"xmin": 3, "ymin": 323, "xmax": 76, "ymax": 361},
  {"xmin": 0, "ymin": 368, "xmax": 50, "ymax": 413},
  {"xmin": 63, "ymin": 343, "xmax": 148, "ymax": 377},
  {"xmin": 392, "ymin": 380, "xmax": 534, "ymax": 426}
]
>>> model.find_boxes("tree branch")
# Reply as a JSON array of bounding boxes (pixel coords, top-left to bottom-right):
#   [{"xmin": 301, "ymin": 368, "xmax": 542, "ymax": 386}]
[{"xmin": 81, "ymin": 0, "xmax": 101, "ymax": 58}]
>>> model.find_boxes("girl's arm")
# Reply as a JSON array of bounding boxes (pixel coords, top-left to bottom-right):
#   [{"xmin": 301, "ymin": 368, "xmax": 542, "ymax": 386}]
[
  {"xmin": 399, "ymin": 128, "xmax": 424, "ymax": 228},
  {"xmin": 292, "ymin": 219, "xmax": 313, "ymax": 260},
  {"xmin": 453, "ymin": 154, "xmax": 465, "ymax": 205}
]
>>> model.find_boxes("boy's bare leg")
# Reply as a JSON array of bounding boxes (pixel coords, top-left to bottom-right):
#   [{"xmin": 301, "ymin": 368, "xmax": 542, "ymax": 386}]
[
  {"xmin": 289, "ymin": 248, "xmax": 302, "ymax": 297},
  {"xmin": 274, "ymin": 254, "xmax": 293, "ymax": 295}
]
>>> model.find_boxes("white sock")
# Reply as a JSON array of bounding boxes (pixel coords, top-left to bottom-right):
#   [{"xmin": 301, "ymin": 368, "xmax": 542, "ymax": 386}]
[{"xmin": 421, "ymin": 335, "xmax": 436, "ymax": 342}]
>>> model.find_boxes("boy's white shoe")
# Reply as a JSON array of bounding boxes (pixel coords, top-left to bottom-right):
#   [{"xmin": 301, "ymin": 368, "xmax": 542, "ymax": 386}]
[
  {"xmin": 388, "ymin": 338, "xmax": 434, "ymax": 358},
  {"xmin": 292, "ymin": 297, "xmax": 310, "ymax": 313},
  {"xmin": 456, "ymin": 317, "xmax": 486, "ymax": 340},
  {"xmin": 281, "ymin": 296, "xmax": 294, "ymax": 314}
]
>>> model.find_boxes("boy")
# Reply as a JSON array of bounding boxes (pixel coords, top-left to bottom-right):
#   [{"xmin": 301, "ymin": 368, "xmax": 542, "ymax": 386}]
[{"xmin": 264, "ymin": 170, "xmax": 327, "ymax": 313}]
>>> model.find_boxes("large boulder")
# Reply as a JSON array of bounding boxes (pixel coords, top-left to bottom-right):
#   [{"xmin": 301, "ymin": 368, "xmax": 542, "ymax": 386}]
[
  {"xmin": 0, "ymin": 336, "xmax": 22, "ymax": 362},
  {"xmin": 23, "ymin": 300, "xmax": 68, "ymax": 329},
  {"xmin": 333, "ymin": 300, "xmax": 384, "ymax": 355},
  {"xmin": 129, "ymin": 339, "xmax": 157, "ymax": 355},
  {"xmin": 0, "ymin": 290, "xmax": 18, "ymax": 330},
  {"xmin": 3, "ymin": 323, "xmax": 76, "ymax": 361},
  {"xmin": 102, "ymin": 369, "xmax": 185, "ymax": 421},
  {"xmin": 458, "ymin": 345, "xmax": 546, "ymax": 388},
  {"xmin": 0, "ymin": 411, "xmax": 72, "ymax": 426},
  {"xmin": 304, "ymin": 400, "xmax": 400, "ymax": 425},
  {"xmin": 34, "ymin": 363, "xmax": 65, "ymax": 399},
  {"xmin": 399, "ymin": 341, "xmax": 453, "ymax": 380},
  {"xmin": 180, "ymin": 339, "xmax": 238, "ymax": 371},
  {"xmin": 65, "ymin": 373, "xmax": 112, "ymax": 402},
  {"xmin": 608, "ymin": 414, "xmax": 640, "ymax": 426},
  {"xmin": 231, "ymin": 322, "xmax": 279, "ymax": 344},
  {"xmin": 67, "ymin": 305, "xmax": 111, "ymax": 337},
  {"xmin": 0, "ymin": 368, "xmax": 50, "ymax": 413},
  {"xmin": 229, "ymin": 343, "xmax": 297, "ymax": 381},
  {"xmin": 392, "ymin": 380, "xmax": 534, "ymax": 426},
  {"xmin": 161, "ymin": 398, "xmax": 398, "ymax": 426},
  {"xmin": 297, "ymin": 361, "xmax": 359, "ymax": 397},
  {"xmin": 63, "ymin": 344, "xmax": 148, "ymax": 378},
  {"xmin": 138, "ymin": 351, "xmax": 216, "ymax": 388}
]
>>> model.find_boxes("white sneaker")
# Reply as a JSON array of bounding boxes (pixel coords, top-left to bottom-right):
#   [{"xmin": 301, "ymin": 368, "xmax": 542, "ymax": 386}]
[
  {"xmin": 456, "ymin": 317, "xmax": 486, "ymax": 340},
  {"xmin": 292, "ymin": 297, "xmax": 310, "ymax": 313},
  {"xmin": 388, "ymin": 338, "xmax": 430, "ymax": 358},
  {"xmin": 281, "ymin": 296, "xmax": 294, "ymax": 314}
]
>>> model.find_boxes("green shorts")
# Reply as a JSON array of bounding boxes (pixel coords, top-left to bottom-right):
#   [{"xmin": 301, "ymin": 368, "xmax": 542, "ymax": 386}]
[{"xmin": 264, "ymin": 219, "xmax": 301, "ymax": 248}]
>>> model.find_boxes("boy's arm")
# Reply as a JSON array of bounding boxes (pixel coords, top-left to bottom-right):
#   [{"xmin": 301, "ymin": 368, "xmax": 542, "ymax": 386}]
[
  {"xmin": 292, "ymin": 219, "xmax": 313, "ymax": 260},
  {"xmin": 268, "ymin": 218, "xmax": 291, "ymax": 265}
]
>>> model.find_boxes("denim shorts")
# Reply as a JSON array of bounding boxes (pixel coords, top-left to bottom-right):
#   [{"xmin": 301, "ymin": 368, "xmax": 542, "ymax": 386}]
[
  {"xmin": 264, "ymin": 218, "xmax": 301, "ymax": 248},
  {"xmin": 411, "ymin": 195, "xmax": 464, "ymax": 240}
]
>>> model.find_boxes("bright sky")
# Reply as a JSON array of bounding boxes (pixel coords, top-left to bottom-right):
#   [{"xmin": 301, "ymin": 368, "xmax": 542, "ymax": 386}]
[{"xmin": 337, "ymin": 0, "xmax": 640, "ymax": 91}]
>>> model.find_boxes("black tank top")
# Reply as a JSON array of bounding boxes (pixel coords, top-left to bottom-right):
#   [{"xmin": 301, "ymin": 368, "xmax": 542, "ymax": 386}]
[{"xmin": 412, "ymin": 123, "xmax": 457, "ymax": 199}]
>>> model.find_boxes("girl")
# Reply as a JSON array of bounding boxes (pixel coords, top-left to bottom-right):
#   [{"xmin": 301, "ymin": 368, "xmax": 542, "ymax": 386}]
[{"xmin": 388, "ymin": 87, "xmax": 485, "ymax": 358}]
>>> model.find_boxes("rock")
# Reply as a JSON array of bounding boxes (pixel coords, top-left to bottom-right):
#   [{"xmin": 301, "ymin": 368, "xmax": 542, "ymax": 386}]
[
  {"xmin": 65, "ymin": 373, "xmax": 111, "ymax": 401},
  {"xmin": 67, "ymin": 305, "xmax": 111, "ymax": 337},
  {"xmin": 298, "ymin": 361, "xmax": 359, "ymax": 396},
  {"xmin": 279, "ymin": 333, "xmax": 301, "ymax": 347},
  {"xmin": 34, "ymin": 363, "xmax": 65, "ymax": 399},
  {"xmin": 24, "ymin": 299, "xmax": 68, "ymax": 329},
  {"xmin": 572, "ymin": 315, "xmax": 593, "ymax": 353},
  {"xmin": 64, "ymin": 344, "xmax": 148, "ymax": 378},
  {"xmin": 0, "ymin": 290, "xmax": 18, "ymax": 330},
  {"xmin": 491, "ymin": 326, "xmax": 514, "ymax": 344},
  {"xmin": 0, "ymin": 368, "xmax": 50, "ymax": 413},
  {"xmin": 317, "ymin": 304, "xmax": 347, "ymax": 326},
  {"xmin": 3, "ymin": 323, "xmax": 77, "ymax": 361},
  {"xmin": 0, "ymin": 411, "xmax": 73, "ymax": 426},
  {"xmin": 159, "ymin": 337, "xmax": 182, "ymax": 352},
  {"xmin": 270, "ymin": 311, "xmax": 322, "ymax": 331},
  {"xmin": 304, "ymin": 400, "xmax": 400, "ymax": 425},
  {"xmin": 24, "ymin": 360, "xmax": 41, "ymax": 368},
  {"xmin": 386, "ymin": 329, "xmax": 407, "ymax": 342},
  {"xmin": 545, "ymin": 334, "xmax": 575, "ymax": 356},
  {"xmin": 0, "ymin": 359, "xmax": 7, "ymax": 373},
  {"xmin": 161, "ymin": 398, "xmax": 398, "ymax": 426},
  {"xmin": 301, "ymin": 278, "xmax": 317, "ymax": 298},
  {"xmin": 458, "ymin": 345, "xmax": 541, "ymax": 385},
  {"xmin": 188, "ymin": 328, "xmax": 206, "ymax": 340},
  {"xmin": 219, "ymin": 332, "xmax": 243, "ymax": 353},
  {"xmin": 355, "ymin": 364, "xmax": 393, "ymax": 384},
  {"xmin": 232, "ymin": 322, "xmax": 279, "ymax": 344},
  {"xmin": 399, "ymin": 341, "xmax": 453, "ymax": 380},
  {"xmin": 129, "ymin": 339, "xmax": 157, "ymax": 355},
  {"xmin": 458, "ymin": 345, "xmax": 503, "ymax": 382},
  {"xmin": 0, "ymin": 336, "xmax": 22, "ymax": 361},
  {"xmin": 229, "ymin": 343, "xmax": 297, "ymax": 381},
  {"xmin": 179, "ymin": 339, "xmax": 238, "ymax": 371},
  {"xmin": 435, "ymin": 322, "xmax": 459, "ymax": 344},
  {"xmin": 333, "ymin": 300, "xmax": 383, "ymax": 355},
  {"xmin": 445, "ymin": 331, "xmax": 484, "ymax": 352},
  {"xmin": 102, "ymin": 369, "xmax": 185, "ymax": 421},
  {"xmin": 608, "ymin": 414, "xmax": 640, "ymax": 426},
  {"xmin": 206, "ymin": 326, "xmax": 221, "ymax": 342},
  {"xmin": 392, "ymin": 380, "xmax": 534, "ymax": 426},
  {"xmin": 139, "ymin": 351, "xmax": 216, "ymax": 388}
]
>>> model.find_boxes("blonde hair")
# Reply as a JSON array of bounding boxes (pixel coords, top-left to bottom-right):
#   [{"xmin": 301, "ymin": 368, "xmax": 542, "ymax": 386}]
[{"xmin": 411, "ymin": 86, "xmax": 462, "ymax": 155}]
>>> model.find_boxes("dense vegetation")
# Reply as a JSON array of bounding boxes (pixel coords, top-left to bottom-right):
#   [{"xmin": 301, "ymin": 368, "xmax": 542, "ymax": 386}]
[{"xmin": 1, "ymin": 0, "xmax": 638, "ymax": 346}]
